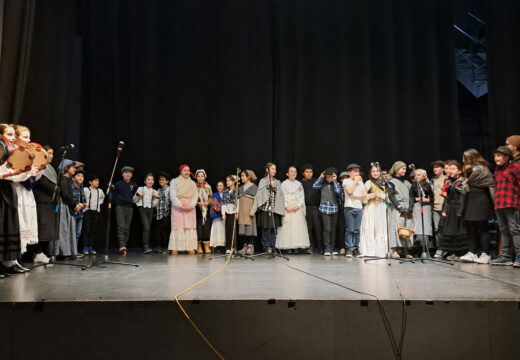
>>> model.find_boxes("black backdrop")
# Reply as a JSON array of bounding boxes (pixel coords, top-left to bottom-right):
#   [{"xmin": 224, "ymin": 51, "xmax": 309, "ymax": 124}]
[{"xmin": 17, "ymin": 0, "xmax": 462, "ymax": 184}]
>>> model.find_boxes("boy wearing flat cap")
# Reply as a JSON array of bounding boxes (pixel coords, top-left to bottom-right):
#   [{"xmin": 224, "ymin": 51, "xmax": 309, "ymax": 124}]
[
  {"xmin": 490, "ymin": 147, "xmax": 520, "ymax": 267},
  {"xmin": 113, "ymin": 166, "xmax": 138, "ymax": 255},
  {"xmin": 313, "ymin": 167, "xmax": 342, "ymax": 256}
]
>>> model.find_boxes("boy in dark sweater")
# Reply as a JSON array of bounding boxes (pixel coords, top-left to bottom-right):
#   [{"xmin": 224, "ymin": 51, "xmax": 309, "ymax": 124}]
[
  {"xmin": 113, "ymin": 166, "xmax": 138, "ymax": 254},
  {"xmin": 301, "ymin": 164, "xmax": 323, "ymax": 254}
]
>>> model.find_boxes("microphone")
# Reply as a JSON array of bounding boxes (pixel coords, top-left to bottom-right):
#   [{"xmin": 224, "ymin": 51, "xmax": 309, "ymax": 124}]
[
  {"xmin": 60, "ymin": 144, "xmax": 74, "ymax": 150},
  {"xmin": 408, "ymin": 163, "xmax": 416, "ymax": 169},
  {"xmin": 370, "ymin": 162, "xmax": 380, "ymax": 168},
  {"xmin": 117, "ymin": 141, "xmax": 125, "ymax": 152}
]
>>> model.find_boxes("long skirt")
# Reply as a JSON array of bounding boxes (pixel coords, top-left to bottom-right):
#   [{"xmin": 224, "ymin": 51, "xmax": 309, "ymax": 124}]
[
  {"xmin": 360, "ymin": 201, "xmax": 388, "ymax": 257},
  {"xmin": 0, "ymin": 180, "xmax": 21, "ymax": 262},
  {"xmin": 48, "ymin": 202, "xmax": 77, "ymax": 256},
  {"xmin": 15, "ymin": 183, "xmax": 39, "ymax": 254},
  {"xmin": 388, "ymin": 207, "xmax": 413, "ymax": 248},
  {"xmin": 209, "ymin": 217, "xmax": 226, "ymax": 247},
  {"xmin": 412, "ymin": 203, "xmax": 433, "ymax": 236},
  {"xmin": 169, "ymin": 203, "xmax": 197, "ymax": 251},
  {"xmin": 276, "ymin": 208, "xmax": 310, "ymax": 249}
]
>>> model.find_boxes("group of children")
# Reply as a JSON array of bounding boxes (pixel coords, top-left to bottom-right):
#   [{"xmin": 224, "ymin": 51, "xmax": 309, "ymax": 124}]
[{"xmin": 2, "ymin": 122, "xmax": 520, "ymax": 277}]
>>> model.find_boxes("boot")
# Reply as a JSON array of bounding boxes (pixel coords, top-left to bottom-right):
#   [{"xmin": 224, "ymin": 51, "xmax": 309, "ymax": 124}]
[
  {"xmin": 197, "ymin": 242, "xmax": 203, "ymax": 254},
  {"xmin": 204, "ymin": 242, "xmax": 211, "ymax": 254},
  {"xmin": 170, "ymin": 250, "xmax": 178, "ymax": 255}
]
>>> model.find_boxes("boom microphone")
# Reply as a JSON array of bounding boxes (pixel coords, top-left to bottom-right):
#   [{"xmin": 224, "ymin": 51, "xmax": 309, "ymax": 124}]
[{"xmin": 117, "ymin": 141, "xmax": 125, "ymax": 152}]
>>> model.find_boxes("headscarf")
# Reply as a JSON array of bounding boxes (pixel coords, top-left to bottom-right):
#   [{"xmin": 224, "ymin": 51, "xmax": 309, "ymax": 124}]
[
  {"xmin": 389, "ymin": 161, "xmax": 406, "ymax": 177},
  {"xmin": 174, "ymin": 164, "xmax": 197, "ymax": 198}
]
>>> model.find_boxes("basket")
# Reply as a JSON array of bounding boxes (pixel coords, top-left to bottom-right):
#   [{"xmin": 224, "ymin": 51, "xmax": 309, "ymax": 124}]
[{"xmin": 397, "ymin": 213, "xmax": 416, "ymax": 239}]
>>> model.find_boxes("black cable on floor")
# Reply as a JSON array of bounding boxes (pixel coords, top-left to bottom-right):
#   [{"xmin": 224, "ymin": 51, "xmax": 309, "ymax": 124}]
[{"xmin": 276, "ymin": 251, "xmax": 406, "ymax": 360}]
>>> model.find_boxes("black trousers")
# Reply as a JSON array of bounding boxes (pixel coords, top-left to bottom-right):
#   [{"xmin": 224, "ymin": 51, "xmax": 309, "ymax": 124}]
[
  {"xmin": 224, "ymin": 214, "xmax": 237, "ymax": 250},
  {"xmin": 306, "ymin": 205, "xmax": 323, "ymax": 251},
  {"xmin": 154, "ymin": 216, "xmax": 171, "ymax": 249},
  {"xmin": 82, "ymin": 210, "xmax": 100, "ymax": 248},
  {"xmin": 138, "ymin": 207, "xmax": 153, "ymax": 247},
  {"xmin": 466, "ymin": 220, "xmax": 490, "ymax": 254},
  {"xmin": 321, "ymin": 212, "xmax": 337, "ymax": 251}
]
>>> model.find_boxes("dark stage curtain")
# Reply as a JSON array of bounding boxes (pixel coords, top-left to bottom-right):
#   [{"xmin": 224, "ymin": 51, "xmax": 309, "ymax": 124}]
[
  {"xmin": 17, "ymin": 0, "xmax": 460, "ymax": 182},
  {"xmin": 273, "ymin": 0, "xmax": 460, "ymax": 172},
  {"xmin": 0, "ymin": 0, "xmax": 35, "ymax": 125},
  {"xmin": 487, "ymin": 0, "xmax": 520, "ymax": 148}
]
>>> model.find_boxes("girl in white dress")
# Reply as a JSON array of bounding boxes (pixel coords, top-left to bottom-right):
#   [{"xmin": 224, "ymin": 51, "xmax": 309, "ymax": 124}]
[
  {"xmin": 209, "ymin": 181, "xmax": 226, "ymax": 249},
  {"xmin": 359, "ymin": 165, "xmax": 388, "ymax": 258},
  {"xmin": 276, "ymin": 166, "xmax": 310, "ymax": 252},
  {"xmin": 13, "ymin": 125, "xmax": 41, "ymax": 254}
]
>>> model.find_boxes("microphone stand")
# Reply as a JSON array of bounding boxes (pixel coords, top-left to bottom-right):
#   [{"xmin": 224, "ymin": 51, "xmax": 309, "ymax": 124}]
[
  {"xmin": 84, "ymin": 143, "xmax": 139, "ymax": 270},
  {"xmin": 33, "ymin": 147, "xmax": 86, "ymax": 269},
  {"xmin": 409, "ymin": 164, "xmax": 452, "ymax": 265},
  {"xmin": 364, "ymin": 162, "xmax": 414, "ymax": 264},
  {"xmin": 210, "ymin": 167, "xmax": 253, "ymax": 260},
  {"xmin": 249, "ymin": 172, "xmax": 288, "ymax": 260}
]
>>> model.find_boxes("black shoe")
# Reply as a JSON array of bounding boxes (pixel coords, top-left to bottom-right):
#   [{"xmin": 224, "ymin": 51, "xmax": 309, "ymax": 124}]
[
  {"xmin": 353, "ymin": 249, "xmax": 361, "ymax": 257},
  {"xmin": 16, "ymin": 263, "xmax": 30, "ymax": 272},
  {"xmin": 1, "ymin": 265, "xmax": 25, "ymax": 274}
]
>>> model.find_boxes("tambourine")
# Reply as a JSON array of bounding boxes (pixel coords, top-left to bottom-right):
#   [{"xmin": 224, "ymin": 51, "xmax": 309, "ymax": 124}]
[
  {"xmin": 0, "ymin": 139, "xmax": 8, "ymax": 167},
  {"xmin": 25, "ymin": 142, "xmax": 49, "ymax": 170},
  {"xmin": 7, "ymin": 148, "xmax": 34, "ymax": 172}
]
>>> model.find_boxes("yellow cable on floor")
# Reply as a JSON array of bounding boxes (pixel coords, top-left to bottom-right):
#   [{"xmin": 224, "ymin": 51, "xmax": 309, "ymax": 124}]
[{"xmin": 174, "ymin": 169, "xmax": 241, "ymax": 360}]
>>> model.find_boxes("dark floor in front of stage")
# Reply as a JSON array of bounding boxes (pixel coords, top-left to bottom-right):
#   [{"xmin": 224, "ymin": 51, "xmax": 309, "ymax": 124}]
[{"xmin": 1, "ymin": 253, "xmax": 520, "ymax": 302}]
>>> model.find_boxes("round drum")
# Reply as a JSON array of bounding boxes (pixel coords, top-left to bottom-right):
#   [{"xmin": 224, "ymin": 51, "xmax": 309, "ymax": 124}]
[
  {"xmin": 7, "ymin": 148, "xmax": 34, "ymax": 172},
  {"xmin": 0, "ymin": 139, "xmax": 8, "ymax": 167},
  {"xmin": 26, "ymin": 142, "xmax": 49, "ymax": 170}
]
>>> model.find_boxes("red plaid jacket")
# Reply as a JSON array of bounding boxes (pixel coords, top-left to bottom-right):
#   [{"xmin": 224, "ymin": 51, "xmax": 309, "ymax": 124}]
[{"xmin": 494, "ymin": 162, "xmax": 520, "ymax": 210}]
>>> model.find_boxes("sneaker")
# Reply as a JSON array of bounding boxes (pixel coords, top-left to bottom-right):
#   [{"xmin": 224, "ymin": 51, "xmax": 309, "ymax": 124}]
[
  {"xmin": 490, "ymin": 256, "xmax": 513, "ymax": 266},
  {"xmin": 225, "ymin": 249, "xmax": 231, "ymax": 254},
  {"xmin": 246, "ymin": 244, "xmax": 255, "ymax": 255},
  {"xmin": 306, "ymin": 248, "xmax": 313, "ymax": 254},
  {"xmin": 76, "ymin": 253, "xmax": 84, "ymax": 258},
  {"xmin": 475, "ymin": 253, "xmax": 490, "ymax": 264},
  {"xmin": 238, "ymin": 245, "xmax": 247, "ymax": 255},
  {"xmin": 119, "ymin": 247, "xmax": 127, "ymax": 255},
  {"xmin": 459, "ymin": 252, "xmax": 478, "ymax": 263},
  {"xmin": 345, "ymin": 250, "xmax": 353, "ymax": 258},
  {"xmin": 82, "ymin": 247, "xmax": 90, "ymax": 256},
  {"xmin": 324, "ymin": 249, "xmax": 332, "ymax": 256},
  {"xmin": 446, "ymin": 254, "xmax": 459, "ymax": 261},
  {"xmin": 433, "ymin": 249, "xmax": 443, "ymax": 258},
  {"xmin": 89, "ymin": 247, "xmax": 97, "ymax": 255},
  {"xmin": 339, "ymin": 248, "xmax": 346, "ymax": 255},
  {"xmin": 353, "ymin": 249, "xmax": 362, "ymax": 258},
  {"xmin": 143, "ymin": 246, "xmax": 153, "ymax": 254},
  {"xmin": 513, "ymin": 257, "xmax": 520, "ymax": 268},
  {"xmin": 33, "ymin": 253, "xmax": 50, "ymax": 264},
  {"xmin": 391, "ymin": 251, "xmax": 400, "ymax": 259},
  {"xmin": 332, "ymin": 251, "xmax": 339, "ymax": 256}
]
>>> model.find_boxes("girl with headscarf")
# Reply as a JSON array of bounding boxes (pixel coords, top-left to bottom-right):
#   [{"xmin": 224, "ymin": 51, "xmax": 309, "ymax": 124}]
[
  {"xmin": 387, "ymin": 161, "xmax": 414, "ymax": 259},
  {"xmin": 168, "ymin": 165, "xmax": 198, "ymax": 254}
]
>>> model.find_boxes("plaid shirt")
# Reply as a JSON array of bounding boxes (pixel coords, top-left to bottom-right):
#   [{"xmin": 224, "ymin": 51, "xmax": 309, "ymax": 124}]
[
  {"xmin": 494, "ymin": 162, "xmax": 520, "ymax": 210},
  {"xmin": 313, "ymin": 177, "xmax": 342, "ymax": 214},
  {"xmin": 156, "ymin": 186, "xmax": 171, "ymax": 220}
]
